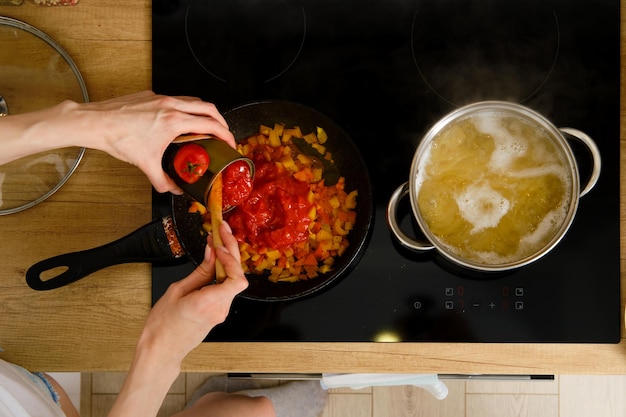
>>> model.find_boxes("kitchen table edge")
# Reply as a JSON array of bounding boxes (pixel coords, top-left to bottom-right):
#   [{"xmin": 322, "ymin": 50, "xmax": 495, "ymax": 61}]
[{"xmin": 175, "ymin": 341, "xmax": 626, "ymax": 375}]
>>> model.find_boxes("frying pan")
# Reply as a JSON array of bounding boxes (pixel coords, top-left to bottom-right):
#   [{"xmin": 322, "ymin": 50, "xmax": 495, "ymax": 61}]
[{"xmin": 26, "ymin": 100, "xmax": 374, "ymax": 301}]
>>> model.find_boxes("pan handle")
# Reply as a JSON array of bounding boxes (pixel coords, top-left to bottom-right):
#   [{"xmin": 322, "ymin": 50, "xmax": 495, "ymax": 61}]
[{"xmin": 26, "ymin": 218, "xmax": 178, "ymax": 290}]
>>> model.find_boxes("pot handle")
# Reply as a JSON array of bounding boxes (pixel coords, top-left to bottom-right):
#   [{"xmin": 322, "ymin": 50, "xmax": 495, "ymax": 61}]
[
  {"xmin": 26, "ymin": 218, "xmax": 178, "ymax": 290},
  {"xmin": 386, "ymin": 182, "xmax": 435, "ymax": 252},
  {"xmin": 560, "ymin": 128, "xmax": 601, "ymax": 198}
]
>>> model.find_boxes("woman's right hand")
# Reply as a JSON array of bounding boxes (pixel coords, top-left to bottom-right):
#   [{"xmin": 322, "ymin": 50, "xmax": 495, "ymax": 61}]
[
  {"xmin": 0, "ymin": 90, "xmax": 236, "ymax": 194},
  {"xmin": 75, "ymin": 91, "xmax": 237, "ymax": 193}
]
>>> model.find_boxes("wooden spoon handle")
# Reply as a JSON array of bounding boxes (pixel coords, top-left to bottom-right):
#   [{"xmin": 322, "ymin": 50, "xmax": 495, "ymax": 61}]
[{"xmin": 209, "ymin": 173, "xmax": 227, "ymax": 283}]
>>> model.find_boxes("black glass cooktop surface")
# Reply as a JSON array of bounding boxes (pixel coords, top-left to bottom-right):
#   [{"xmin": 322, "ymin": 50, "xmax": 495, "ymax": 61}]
[{"xmin": 152, "ymin": 0, "xmax": 621, "ymax": 342}]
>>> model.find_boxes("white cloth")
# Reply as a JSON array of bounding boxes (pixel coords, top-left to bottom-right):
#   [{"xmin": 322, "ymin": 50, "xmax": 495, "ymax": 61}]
[
  {"xmin": 0, "ymin": 358, "xmax": 65, "ymax": 417},
  {"xmin": 320, "ymin": 373, "xmax": 448, "ymax": 400}
]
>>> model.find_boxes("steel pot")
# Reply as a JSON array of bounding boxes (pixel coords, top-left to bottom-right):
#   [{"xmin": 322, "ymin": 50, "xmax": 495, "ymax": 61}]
[{"xmin": 387, "ymin": 101, "xmax": 601, "ymax": 272}]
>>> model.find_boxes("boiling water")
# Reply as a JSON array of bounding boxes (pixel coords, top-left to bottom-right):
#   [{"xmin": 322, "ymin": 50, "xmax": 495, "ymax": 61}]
[{"xmin": 416, "ymin": 112, "xmax": 572, "ymax": 265}]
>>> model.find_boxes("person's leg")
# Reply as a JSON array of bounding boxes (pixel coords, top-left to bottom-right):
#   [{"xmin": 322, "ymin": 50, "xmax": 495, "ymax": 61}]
[
  {"xmin": 179, "ymin": 375, "xmax": 327, "ymax": 417},
  {"xmin": 237, "ymin": 380, "xmax": 328, "ymax": 417},
  {"xmin": 172, "ymin": 392, "xmax": 275, "ymax": 417},
  {"xmin": 45, "ymin": 373, "xmax": 81, "ymax": 417},
  {"xmin": 184, "ymin": 374, "xmax": 262, "ymax": 409}
]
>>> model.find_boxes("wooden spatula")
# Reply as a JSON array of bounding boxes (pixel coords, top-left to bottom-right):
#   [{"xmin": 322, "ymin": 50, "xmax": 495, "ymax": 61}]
[{"xmin": 208, "ymin": 173, "xmax": 227, "ymax": 283}]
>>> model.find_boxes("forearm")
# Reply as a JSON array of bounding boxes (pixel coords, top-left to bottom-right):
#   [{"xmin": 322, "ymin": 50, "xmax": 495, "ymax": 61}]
[
  {"xmin": 106, "ymin": 223, "xmax": 247, "ymax": 417},
  {"xmin": 0, "ymin": 91, "xmax": 237, "ymax": 193},
  {"xmin": 107, "ymin": 336, "xmax": 182, "ymax": 417},
  {"xmin": 0, "ymin": 100, "xmax": 84, "ymax": 165}
]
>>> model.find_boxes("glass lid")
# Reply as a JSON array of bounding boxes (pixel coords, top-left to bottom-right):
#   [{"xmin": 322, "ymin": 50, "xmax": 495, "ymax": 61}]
[{"xmin": 0, "ymin": 16, "xmax": 88, "ymax": 215}]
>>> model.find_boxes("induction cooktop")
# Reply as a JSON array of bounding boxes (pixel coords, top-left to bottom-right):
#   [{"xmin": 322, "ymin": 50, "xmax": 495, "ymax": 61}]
[{"xmin": 151, "ymin": 0, "xmax": 621, "ymax": 343}]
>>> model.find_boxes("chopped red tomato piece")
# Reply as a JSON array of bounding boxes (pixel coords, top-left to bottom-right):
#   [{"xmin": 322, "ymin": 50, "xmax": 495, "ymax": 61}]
[{"xmin": 222, "ymin": 160, "xmax": 253, "ymax": 208}]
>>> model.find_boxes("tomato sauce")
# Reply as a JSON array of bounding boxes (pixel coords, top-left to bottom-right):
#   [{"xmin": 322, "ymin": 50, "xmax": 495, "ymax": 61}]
[
  {"xmin": 225, "ymin": 156, "xmax": 313, "ymax": 249},
  {"xmin": 222, "ymin": 160, "xmax": 253, "ymax": 208}
]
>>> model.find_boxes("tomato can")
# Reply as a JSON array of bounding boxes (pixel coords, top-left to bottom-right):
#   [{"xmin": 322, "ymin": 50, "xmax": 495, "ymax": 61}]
[{"xmin": 162, "ymin": 137, "xmax": 254, "ymax": 209}]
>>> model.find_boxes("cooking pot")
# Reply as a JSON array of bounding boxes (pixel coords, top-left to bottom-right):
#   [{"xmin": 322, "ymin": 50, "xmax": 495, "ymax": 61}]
[
  {"xmin": 387, "ymin": 101, "xmax": 601, "ymax": 272},
  {"xmin": 26, "ymin": 100, "xmax": 373, "ymax": 301}
]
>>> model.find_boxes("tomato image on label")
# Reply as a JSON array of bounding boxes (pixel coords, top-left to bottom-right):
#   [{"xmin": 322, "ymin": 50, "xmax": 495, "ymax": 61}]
[{"xmin": 173, "ymin": 143, "xmax": 210, "ymax": 184}]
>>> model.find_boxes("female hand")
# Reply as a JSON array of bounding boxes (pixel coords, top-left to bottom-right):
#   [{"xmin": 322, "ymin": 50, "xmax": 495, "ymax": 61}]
[
  {"xmin": 0, "ymin": 90, "xmax": 236, "ymax": 194},
  {"xmin": 137, "ymin": 221, "xmax": 248, "ymax": 365},
  {"xmin": 77, "ymin": 91, "xmax": 236, "ymax": 193},
  {"xmin": 109, "ymin": 222, "xmax": 247, "ymax": 417}
]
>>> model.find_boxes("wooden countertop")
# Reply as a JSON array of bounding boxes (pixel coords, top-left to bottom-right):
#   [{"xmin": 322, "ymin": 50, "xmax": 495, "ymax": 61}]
[{"xmin": 0, "ymin": 0, "xmax": 624, "ymax": 374}]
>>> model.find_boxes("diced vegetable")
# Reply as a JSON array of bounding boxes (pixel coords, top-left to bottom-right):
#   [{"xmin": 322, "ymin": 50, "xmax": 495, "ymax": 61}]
[{"xmin": 190, "ymin": 123, "xmax": 358, "ymax": 283}]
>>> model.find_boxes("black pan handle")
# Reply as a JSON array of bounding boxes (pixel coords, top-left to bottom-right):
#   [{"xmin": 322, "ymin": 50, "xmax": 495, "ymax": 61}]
[{"xmin": 26, "ymin": 219, "xmax": 178, "ymax": 290}]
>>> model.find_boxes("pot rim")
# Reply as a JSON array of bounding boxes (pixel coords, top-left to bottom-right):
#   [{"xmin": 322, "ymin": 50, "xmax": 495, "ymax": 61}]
[{"xmin": 408, "ymin": 100, "xmax": 582, "ymax": 272}]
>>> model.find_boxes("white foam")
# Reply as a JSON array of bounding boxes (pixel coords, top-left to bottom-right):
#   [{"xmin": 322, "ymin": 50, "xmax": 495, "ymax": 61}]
[
  {"xmin": 520, "ymin": 207, "xmax": 566, "ymax": 249},
  {"xmin": 446, "ymin": 204, "xmax": 567, "ymax": 265},
  {"xmin": 506, "ymin": 165, "xmax": 570, "ymax": 190},
  {"xmin": 473, "ymin": 113, "xmax": 528, "ymax": 171},
  {"xmin": 416, "ymin": 111, "xmax": 573, "ymax": 266},
  {"xmin": 455, "ymin": 182, "xmax": 510, "ymax": 233},
  {"xmin": 468, "ymin": 249, "xmax": 510, "ymax": 265}
]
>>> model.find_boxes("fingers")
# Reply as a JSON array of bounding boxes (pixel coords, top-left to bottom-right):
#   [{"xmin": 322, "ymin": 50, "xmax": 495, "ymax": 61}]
[
  {"xmin": 151, "ymin": 93, "xmax": 228, "ymax": 128},
  {"xmin": 174, "ymin": 244, "xmax": 216, "ymax": 296},
  {"xmin": 210, "ymin": 221, "xmax": 248, "ymax": 293},
  {"xmin": 167, "ymin": 95, "xmax": 229, "ymax": 127},
  {"xmin": 132, "ymin": 92, "xmax": 237, "ymax": 146},
  {"xmin": 178, "ymin": 221, "xmax": 247, "ymax": 297},
  {"xmin": 215, "ymin": 245, "xmax": 249, "ymax": 295},
  {"xmin": 218, "ymin": 221, "xmax": 241, "ymax": 263},
  {"xmin": 172, "ymin": 112, "xmax": 236, "ymax": 148},
  {"xmin": 150, "ymin": 170, "xmax": 183, "ymax": 195},
  {"xmin": 151, "ymin": 95, "xmax": 236, "ymax": 148},
  {"xmin": 183, "ymin": 119, "xmax": 236, "ymax": 148},
  {"xmin": 169, "ymin": 94, "xmax": 203, "ymax": 102},
  {"xmin": 110, "ymin": 91, "xmax": 231, "ymax": 134},
  {"xmin": 85, "ymin": 91, "xmax": 238, "ymax": 194}
]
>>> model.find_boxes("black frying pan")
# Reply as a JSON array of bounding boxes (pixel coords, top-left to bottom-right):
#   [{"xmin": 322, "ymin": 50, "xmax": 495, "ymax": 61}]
[{"xmin": 26, "ymin": 101, "xmax": 373, "ymax": 301}]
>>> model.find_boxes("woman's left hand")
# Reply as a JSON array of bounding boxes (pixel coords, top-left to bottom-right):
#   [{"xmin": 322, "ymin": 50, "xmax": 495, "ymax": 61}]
[
  {"xmin": 108, "ymin": 222, "xmax": 247, "ymax": 417},
  {"xmin": 137, "ymin": 221, "xmax": 248, "ymax": 364}
]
